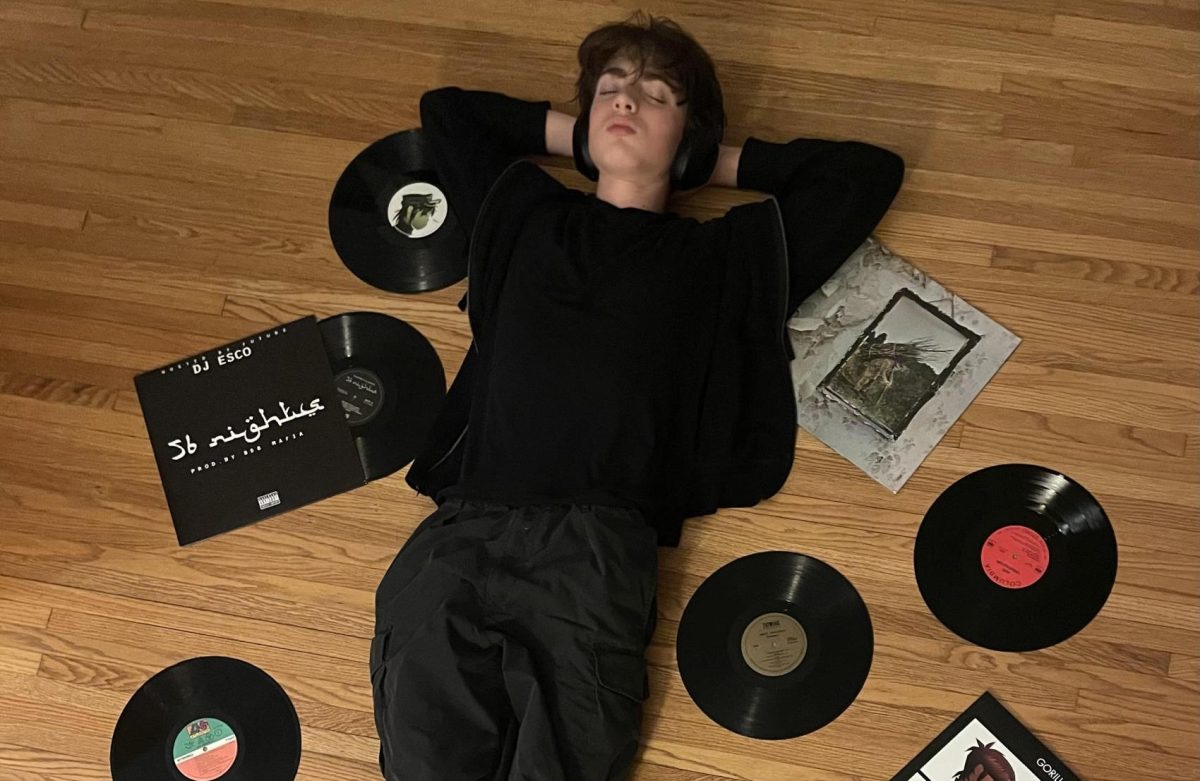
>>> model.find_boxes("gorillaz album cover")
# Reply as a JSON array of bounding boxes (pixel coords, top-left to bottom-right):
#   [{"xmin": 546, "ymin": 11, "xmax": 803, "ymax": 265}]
[
  {"xmin": 890, "ymin": 692, "xmax": 1082, "ymax": 781},
  {"xmin": 135, "ymin": 316, "xmax": 365, "ymax": 545}
]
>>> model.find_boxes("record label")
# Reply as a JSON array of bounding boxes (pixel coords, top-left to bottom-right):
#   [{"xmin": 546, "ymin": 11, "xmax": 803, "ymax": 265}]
[
  {"xmin": 334, "ymin": 367, "xmax": 384, "ymax": 426},
  {"xmin": 980, "ymin": 524, "xmax": 1049, "ymax": 589},
  {"xmin": 173, "ymin": 718, "xmax": 238, "ymax": 781},
  {"xmin": 386, "ymin": 182, "xmax": 447, "ymax": 239},
  {"xmin": 740, "ymin": 612, "xmax": 808, "ymax": 676}
]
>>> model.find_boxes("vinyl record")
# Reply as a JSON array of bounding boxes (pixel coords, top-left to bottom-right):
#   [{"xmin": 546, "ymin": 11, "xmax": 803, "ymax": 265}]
[
  {"xmin": 110, "ymin": 656, "xmax": 300, "ymax": 781},
  {"xmin": 319, "ymin": 311, "xmax": 445, "ymax": 480},
  {"xmin": 329, "ymin": 128, "xmax": 467, "ymax": 293},
  {"xmin": 676, "ymin": 551, "xmax": 873, "ymax": 740},
  {"xmin": 914, "ymin": 463, "xmax": 1118, "ymax": 652}
]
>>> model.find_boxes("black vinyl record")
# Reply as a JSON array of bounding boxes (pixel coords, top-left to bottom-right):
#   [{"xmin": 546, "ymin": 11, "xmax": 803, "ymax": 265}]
[
  {"xmin": 914, "ymin": 463, "xmax": 1118, "ymax": 652},
  {"xmin": 328, "ymin": 128, "xmax": 467, "ymax": 293},
  {"xmin": 676, "ymin": 551, "xmax": 873, "ymax": 740},
  {"xmin": 319, "ymin": 312, "xmax": 445, "ymax": 480},
  {"xmin": 110, "ymin": 656, "xmax": 300, "ymax": 781}
]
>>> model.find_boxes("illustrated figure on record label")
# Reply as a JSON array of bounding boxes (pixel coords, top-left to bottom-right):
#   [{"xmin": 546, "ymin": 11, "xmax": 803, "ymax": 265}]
[
  {"xmin": 370, "ymin": 10, "xmax": 905, "ymax": 780},
  {"xmin": 390, "ymin": 191, "xmax": 442, "ymax": 236}
]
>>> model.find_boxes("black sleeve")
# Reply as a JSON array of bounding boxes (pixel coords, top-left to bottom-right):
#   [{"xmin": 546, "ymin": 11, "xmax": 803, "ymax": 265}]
[
  {"xmin": 419, "ymin": 87, "xmax": 552, "ymax": 244},
  {"xmin": 736, "ymin": 136, "xmax": 905, "ymax": 314}
]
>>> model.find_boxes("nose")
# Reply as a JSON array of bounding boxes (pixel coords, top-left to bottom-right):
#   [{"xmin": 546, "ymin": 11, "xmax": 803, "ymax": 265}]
[{"xmin": 611, "ymin": 86, "xmax": 637, "ymax": 113}]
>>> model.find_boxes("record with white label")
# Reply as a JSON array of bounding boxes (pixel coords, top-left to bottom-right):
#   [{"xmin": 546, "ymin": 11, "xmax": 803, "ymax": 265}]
[{"xmin": 328, "ymin": 128, "xmax": 467, "ymax": 293}]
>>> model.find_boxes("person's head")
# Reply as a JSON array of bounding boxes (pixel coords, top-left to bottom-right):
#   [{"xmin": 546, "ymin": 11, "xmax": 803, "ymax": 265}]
[{"xmin": 572, "ymin": 11, "xmax": 724, "ymax": 190}]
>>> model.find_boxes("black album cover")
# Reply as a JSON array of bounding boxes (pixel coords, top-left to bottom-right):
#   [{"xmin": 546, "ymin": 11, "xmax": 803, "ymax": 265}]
[
  {"xmin": 889, "ymin": 692, "xmax": 1082, "ymax": 781},
  {"xmin": 135, "ymin": 316, "xmax": 365, "ymax": 545}
]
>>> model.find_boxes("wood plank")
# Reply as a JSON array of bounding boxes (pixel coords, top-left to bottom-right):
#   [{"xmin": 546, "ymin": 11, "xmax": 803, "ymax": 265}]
[
  {"xmin": 0, "ymin": 198, "xmax": 85, "ymax": 230},
  {"xmin": 991, "ymin": 245, "xmax": 1200, "ymax": 295},
  {"xmin": 1053, "ymin": 14, "xmax": 1200, "ymax": 51},
  {"xmin": 0, "ymin": 2, "xmax": 1196, "ymax": 779}
]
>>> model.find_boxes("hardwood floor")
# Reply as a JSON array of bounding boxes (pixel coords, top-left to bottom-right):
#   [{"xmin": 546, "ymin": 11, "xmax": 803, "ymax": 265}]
[{"xmin": 1, "ymin": 1, "xmax": 1196, "ymax": 779}]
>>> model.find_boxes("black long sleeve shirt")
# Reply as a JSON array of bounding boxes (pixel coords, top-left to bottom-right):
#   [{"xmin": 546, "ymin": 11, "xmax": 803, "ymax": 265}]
[{"xmin": 408, "ymin": 87, "xmax": 904, "ymax": 545}]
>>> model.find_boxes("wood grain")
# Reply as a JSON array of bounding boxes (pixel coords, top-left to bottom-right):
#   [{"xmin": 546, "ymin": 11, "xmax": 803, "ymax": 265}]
[{"xmin": 0, "ymin": 1, "xmax": 1196, "ymax": 780}]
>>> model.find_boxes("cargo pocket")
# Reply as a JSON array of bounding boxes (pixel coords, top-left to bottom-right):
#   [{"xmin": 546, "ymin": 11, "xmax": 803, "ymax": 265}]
[
  {"xmin": 592, "ymin": 644, "xmax": 650, "ymax": 704},
  {"xmin": 591, "ymin": 644, "xmax": 648, "ymax": 781}
]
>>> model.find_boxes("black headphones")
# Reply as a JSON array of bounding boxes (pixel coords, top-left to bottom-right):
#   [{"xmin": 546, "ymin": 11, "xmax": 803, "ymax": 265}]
[{"xmin": 572, "ymin": 105, "xmax": 725, "ymax": 192}]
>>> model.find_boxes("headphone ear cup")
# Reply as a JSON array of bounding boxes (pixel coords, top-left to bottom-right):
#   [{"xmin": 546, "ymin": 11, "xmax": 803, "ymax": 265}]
[
  {"xmin": 572, "ymin": 116, "xmax": 599, "ymax": 182},
  {"xmin": 671, "ymin": 120, "xmax": 724, "ymax": 191}
]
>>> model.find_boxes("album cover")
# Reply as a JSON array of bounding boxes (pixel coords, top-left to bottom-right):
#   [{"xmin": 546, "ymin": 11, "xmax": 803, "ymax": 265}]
[
  {"xmin": 135, "ymin": 316, "xmax": 366, "ymax": 545},
  {"xmin": 889, "ymin": 692, "xmax": 1082, "ymax": 781},
  {"xmin": 789, "ymin": 238, "xmax": 1020, "ymax": 492}
]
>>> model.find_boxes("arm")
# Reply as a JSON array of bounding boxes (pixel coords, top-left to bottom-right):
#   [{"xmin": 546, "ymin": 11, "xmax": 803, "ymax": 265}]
[
  {"xmin": 721, "ymin": 135, "xmax": 905, "ymax": 314},
  {"xmin": 419, "ymin": 87, "xmax": 552, "ymax": 241},
  {"xmin": 545, "ymin": 108, "xmax": 576, "ymax": 158}
]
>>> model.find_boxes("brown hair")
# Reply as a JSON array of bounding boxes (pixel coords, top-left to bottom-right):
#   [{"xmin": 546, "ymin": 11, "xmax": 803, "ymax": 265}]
[
  {"xmin": 954, "ymin": 741, "xmax": 1016, "ymax": 781},
  {"xmin": 574, "ymin": 11, "xmax": 724, "ymax": 138}
]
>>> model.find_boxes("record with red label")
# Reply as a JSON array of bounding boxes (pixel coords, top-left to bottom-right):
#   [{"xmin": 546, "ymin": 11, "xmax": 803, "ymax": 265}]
[
  {"xmin": 110, "ymin": 657, "xmax": 300, "ymax": 781},
  {"xmin": 914, "ymin": 463, "xmax": 1118, "ymax": 652}
]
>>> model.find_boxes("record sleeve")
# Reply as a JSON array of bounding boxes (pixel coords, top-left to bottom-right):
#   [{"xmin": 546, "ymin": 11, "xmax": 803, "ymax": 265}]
[
  {"xmin": 888, "ymin": 692, "xmax": 1083, "ymax": 781},
  {"xmin": 788, "ymin": 238, "xmax": 1020, "ymax": 492},
  {"xmin": 135, "ymin": 316, "xmax": 365, "ymax": 544}
]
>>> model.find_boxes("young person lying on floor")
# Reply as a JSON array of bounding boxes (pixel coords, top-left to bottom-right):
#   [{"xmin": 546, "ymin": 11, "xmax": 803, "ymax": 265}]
[{"xmin": 370, "ymin": 11, "xmax": 905, "ymax": 781}]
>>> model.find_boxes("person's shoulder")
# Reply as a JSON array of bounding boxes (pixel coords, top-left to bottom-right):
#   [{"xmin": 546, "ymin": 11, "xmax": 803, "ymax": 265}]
[{"xmin": 491, "ymin": 159, "xmax": 575, "ymax": 203}]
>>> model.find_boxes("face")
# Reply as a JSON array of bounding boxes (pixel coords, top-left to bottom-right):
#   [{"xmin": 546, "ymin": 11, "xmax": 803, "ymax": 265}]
[
  {"xmin": 588, "ymin": 56, "xmax": 688, "ymax": 183},
  {"xmin": 966, "ymin": 766, "xmax": 993, "ymax": 781}
]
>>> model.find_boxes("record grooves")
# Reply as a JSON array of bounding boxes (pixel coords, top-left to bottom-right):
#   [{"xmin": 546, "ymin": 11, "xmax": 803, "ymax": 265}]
[
  {"xmin": 110, "ymin": 656, "xmax": 300, "ymax": 781},
  {"xmin": 914, "ymin": 463, "xmax": 1117, "ymax": 652},
  {"xmin": 328, "ymin": 128, "xmax": 467, "ymax": 293},
  {"xmin": 676, "ymin": 551, "xmax": 873, "ymax": 740},
  {"xmin": 318, "ymin": 311, "xmax": 445, "ymax": 480}
]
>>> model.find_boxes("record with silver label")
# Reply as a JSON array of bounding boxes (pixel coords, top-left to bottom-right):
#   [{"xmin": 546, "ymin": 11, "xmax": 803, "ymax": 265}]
[
  {"xmin": 319, "ymin": 311, "xmax": 445, "ymax": 480},
  {"xmin": 676, "ymin": 551, "xmax": 873, "ymax": 740}
]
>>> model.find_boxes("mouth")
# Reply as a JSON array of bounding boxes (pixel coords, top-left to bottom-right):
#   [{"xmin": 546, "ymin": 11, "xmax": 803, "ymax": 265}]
[{"xmin": 606, "ymin": 121, "xmax": 636, "ymax": 135}]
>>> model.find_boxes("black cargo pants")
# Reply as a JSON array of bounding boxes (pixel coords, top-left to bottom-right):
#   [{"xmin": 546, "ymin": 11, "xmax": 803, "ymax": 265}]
[{"xmin": 371, "ymin": 497, "xmax": 659, "ymax": 780}]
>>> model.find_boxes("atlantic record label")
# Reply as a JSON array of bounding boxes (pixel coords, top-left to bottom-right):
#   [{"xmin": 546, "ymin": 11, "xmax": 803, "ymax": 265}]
[
  {"xmin": 318, "ymin": 311, "xmax": 445, "ymax": 480},
  {"xmin": 328, "ymin": 128, "xmax": 467, "ymax": 293},
  {"xmin": 914, "ymin": 463, "xmax": 1118, "ymax": 652},
  {"xmin": 110, "ymin": 657, "xmax": 300, "ymax": 781},
  {"xmin": 676, "ymin": 551, "xmax": 873, "ymax": 740}
]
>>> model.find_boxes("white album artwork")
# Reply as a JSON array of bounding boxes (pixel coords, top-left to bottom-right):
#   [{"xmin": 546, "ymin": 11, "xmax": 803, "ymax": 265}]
[
  {"xmin": 788, "ymin": 237, "xmax": 1020, "ymax": 492},
  {"xmin": 908, "ymin": 718, "xmax": 1036, "ymax": 781}
]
